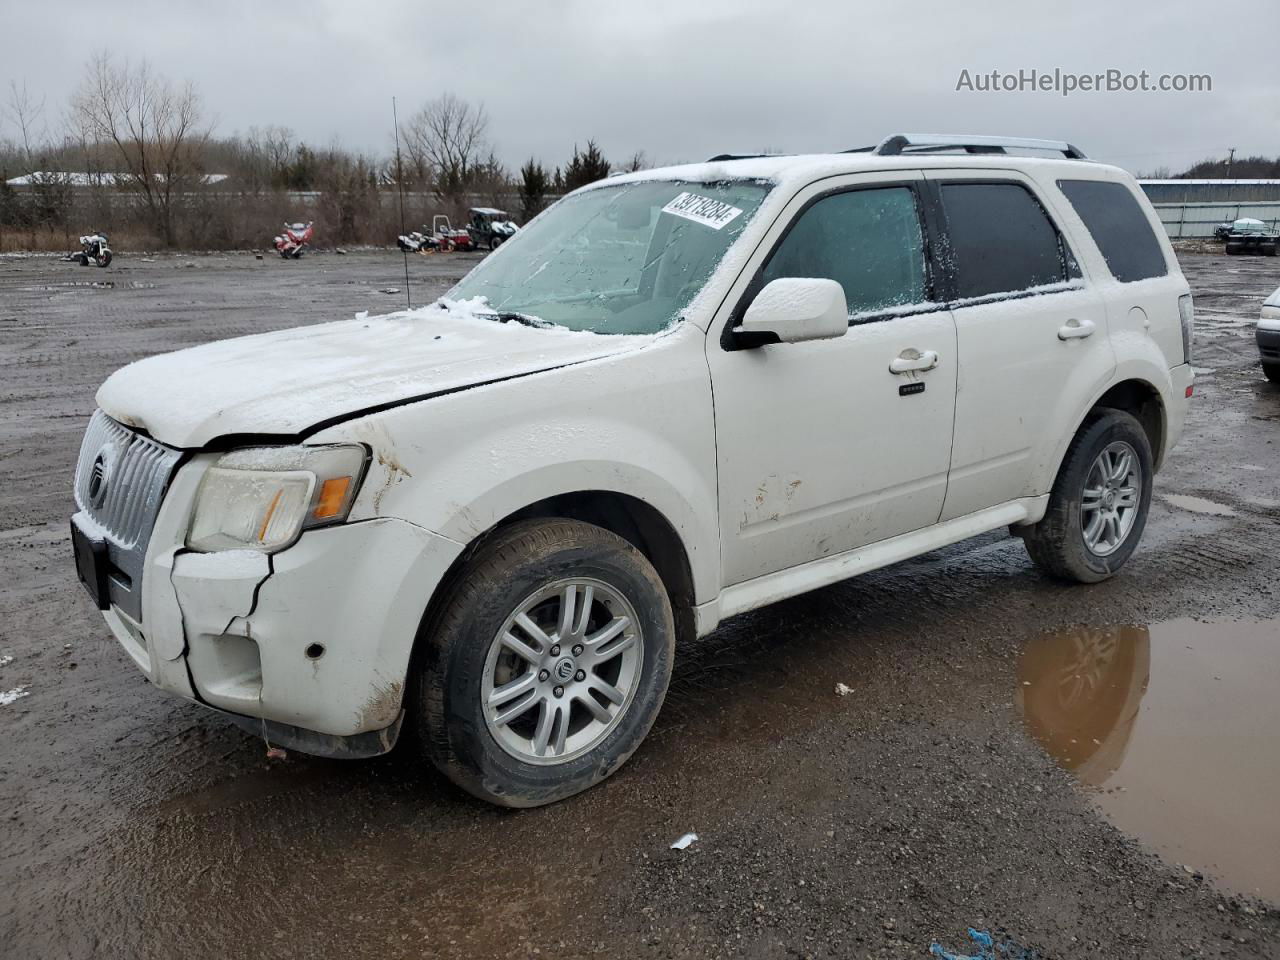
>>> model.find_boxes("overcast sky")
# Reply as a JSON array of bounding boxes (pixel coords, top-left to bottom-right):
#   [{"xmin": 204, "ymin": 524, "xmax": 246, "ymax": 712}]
[{"xmin": 3, "ymin": 0, "xmax": 1277, "ymax": 175}]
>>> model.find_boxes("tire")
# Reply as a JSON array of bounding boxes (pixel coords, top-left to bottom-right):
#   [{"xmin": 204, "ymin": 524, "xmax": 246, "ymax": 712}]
[
  {"xmin": 1266, "ymin": 245, "xmax": 1278, "ymax": 257},
  {"xmin": 96, "ymin": 250, "xmax": 112, "ymax": 267},
  {"xmin": 1264, "ymin": 362, "xmax": 1280, "ymax": 384},
  {"xmin": 1225, "ymin": 244, "xmax": 1240, "ymax": 255},
  {"xmin": 78, "ymin": 254, "xmax": 89, "ymax": 266},
  {"xmin": 1021, "ymin": 409, "xmax": 1154, "ymax": 584},
  {"xmin": 412, "ymin": 519, "xmax": 675, "ymax": 807}
]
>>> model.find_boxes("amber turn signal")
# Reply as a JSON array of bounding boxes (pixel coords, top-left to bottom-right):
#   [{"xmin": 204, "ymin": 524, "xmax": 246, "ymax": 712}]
[{"xmin": 313, "ymin": 476, "xmax": 352, "ymax": 520}]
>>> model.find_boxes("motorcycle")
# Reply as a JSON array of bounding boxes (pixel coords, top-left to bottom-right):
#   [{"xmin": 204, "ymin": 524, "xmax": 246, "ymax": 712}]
[
  {"xmin": 273, "ymin": 221, "xmax": 314, "ymax": 259},
  {"xmin": 77, "ymin": 233, "xmax": 113, "ymax": 268},
  {"xmin": 396, "ymin": 227, "xmax": 437, "ymax": 253}
]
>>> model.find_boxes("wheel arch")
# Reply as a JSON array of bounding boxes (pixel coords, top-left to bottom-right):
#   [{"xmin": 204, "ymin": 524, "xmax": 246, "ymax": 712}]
[
  {"xmin": 416, "ymin": 490, "xmax": 700, "ymax": 658},
  {"xmin": 1030, "ymin": 373, "xmax": 1170, "ymax": 519}
]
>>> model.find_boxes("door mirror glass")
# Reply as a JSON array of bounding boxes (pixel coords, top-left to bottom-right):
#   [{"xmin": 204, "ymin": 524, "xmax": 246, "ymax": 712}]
[{"xmin": 737, "ymin": 277, "xmax": 849, "ymax": 345}]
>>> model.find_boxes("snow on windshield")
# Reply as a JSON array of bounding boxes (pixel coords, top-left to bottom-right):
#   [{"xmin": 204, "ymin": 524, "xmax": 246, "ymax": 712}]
[{"xmin": 446, "ymin": 179, "xmax": 772, "ymax": 335}]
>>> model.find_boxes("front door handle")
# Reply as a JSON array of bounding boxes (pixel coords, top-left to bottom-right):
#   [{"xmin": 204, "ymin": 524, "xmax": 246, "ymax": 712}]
[
  {"xmin": 1058, "ymin": 318, "xmax": 1096, "ymax": 340},
  {"xmin": 889, "ymin": 349, "xmax": 939, "ymax": 374}
]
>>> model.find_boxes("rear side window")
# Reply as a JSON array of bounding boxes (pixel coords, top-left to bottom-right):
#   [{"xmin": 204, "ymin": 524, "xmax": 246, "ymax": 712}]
[
  {"xmin": 762, "ymin": 186, "xmax": 929, "ymax": 316},
  {"xmin": 939, "ymin": 182, "xmax": 1077, "ymax": 300},
  {"xmin": 1057, "ymin": 179, "xmax": 1168, "ymax": 282}
]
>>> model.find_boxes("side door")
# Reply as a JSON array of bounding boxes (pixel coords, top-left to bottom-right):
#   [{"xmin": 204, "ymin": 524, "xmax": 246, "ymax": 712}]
[
  {"xmin": 707, "ymin": 173, "xmax": 958, "ymax": 587},
  {"xmin": 923, "ymin": 172, "xmax": 1115, "ymax": 521}
]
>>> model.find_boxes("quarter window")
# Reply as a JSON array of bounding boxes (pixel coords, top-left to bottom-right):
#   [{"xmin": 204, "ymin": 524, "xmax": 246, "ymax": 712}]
[
  {"xmin": 1057, "ymin": 179, "xmax": 1169, "ymax": 282},
  {"xmin": 761, "ymin": 186, "xmax": 930, "ymax": 317},
  {"xmin": 939, "ymin": 182, "xmax": 1077, "ymax": 300}
]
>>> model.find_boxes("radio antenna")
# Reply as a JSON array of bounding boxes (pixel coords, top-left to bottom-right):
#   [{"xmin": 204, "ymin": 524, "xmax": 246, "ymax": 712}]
[{"xmin": 392, "ymin": 96, "xmax": 412, "ymax": 310}]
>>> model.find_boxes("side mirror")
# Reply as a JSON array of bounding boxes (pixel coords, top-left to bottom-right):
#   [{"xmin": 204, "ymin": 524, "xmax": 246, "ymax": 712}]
[{"xmin": 734, "ymin": 277, "xmax": 849, "ymax": 346}]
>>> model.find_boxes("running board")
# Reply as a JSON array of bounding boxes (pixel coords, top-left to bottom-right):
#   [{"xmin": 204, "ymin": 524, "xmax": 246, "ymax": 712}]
[{"xmin": 695, "ymin": 497, "xmax": 1047, "ymax": 635}]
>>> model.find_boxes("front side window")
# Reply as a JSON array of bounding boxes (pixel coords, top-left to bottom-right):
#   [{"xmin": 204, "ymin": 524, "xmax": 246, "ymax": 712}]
[
  {"xmin": 447, "ymin": 179, "xmax": 771, "ymax": 334},
  {"xmin": 1057, "ymin": 179, "xmax": 1169, "ymax": 283},
  {"xmin": 940, "ymin": 182, "xmax": 1077, "ymax": 300},
  {"xmin": 761, "ymin": 186, "xmax": 930, "ymax": 317}
]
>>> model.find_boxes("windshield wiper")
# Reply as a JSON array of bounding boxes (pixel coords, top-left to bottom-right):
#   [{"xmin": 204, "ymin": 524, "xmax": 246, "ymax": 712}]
[{"xmin": 482, "ymin": 310, "xmax": 553, "ymax": 329}]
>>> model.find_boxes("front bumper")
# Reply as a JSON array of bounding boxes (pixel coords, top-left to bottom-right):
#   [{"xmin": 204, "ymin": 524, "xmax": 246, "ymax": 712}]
[
  {"xmin": 96, "ymin": 456, "xmax": 464, "ymax": 753},
  {"xmin": 1258, "ymin": 324, "xmax": 1280, "ymax": 365}
]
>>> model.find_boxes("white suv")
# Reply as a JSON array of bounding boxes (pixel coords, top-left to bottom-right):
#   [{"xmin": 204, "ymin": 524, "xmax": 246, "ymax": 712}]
[{"xmin": 71, "ymin": 134, "xmax": 1194, "ymax": 806}]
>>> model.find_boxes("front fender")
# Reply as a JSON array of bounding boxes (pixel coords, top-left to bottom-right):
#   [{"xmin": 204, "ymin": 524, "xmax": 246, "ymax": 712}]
[{"xmin": 312, "ymin": 329, "xmax": 721, "ymax": 604}]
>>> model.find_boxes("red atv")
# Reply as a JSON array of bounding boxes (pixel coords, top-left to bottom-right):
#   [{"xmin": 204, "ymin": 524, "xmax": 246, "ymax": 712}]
[
  {"xmin": 432, "ymin": 215, "xmax": 473, "ymax": 252},
  {"xmin": 273, "ymin": 221, "xmax": 314, "ymax": 259}
]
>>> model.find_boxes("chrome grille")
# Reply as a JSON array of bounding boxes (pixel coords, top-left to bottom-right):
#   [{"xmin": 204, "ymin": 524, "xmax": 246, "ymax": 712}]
[{"xmin": 73, "ymin": 411, "xmax": 183, "ymax": 620}]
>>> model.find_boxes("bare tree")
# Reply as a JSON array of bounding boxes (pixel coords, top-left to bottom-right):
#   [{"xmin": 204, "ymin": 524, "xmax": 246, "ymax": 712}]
[
  {"xmin": 406, "ymin": 92, "xmax": 489, "ymax": 205},
  {"xmin": 6, "ymin": 81, "xmax": 47, "ymax": 171},
  {"xmin": 71, "ymin": 53, "xmax": 211, "ymax": 245}
]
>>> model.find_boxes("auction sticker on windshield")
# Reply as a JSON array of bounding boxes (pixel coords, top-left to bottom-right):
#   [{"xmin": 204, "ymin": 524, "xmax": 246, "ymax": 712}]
[{"xmin": 661, "ymin": 192, "xmax": 744, "ymax": 230}]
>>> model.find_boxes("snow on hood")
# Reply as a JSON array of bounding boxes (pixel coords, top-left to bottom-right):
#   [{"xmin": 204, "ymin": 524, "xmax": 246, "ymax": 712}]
[{"xmin": 97, "ymin": 298, "xmax": 655, "ymax": 448}]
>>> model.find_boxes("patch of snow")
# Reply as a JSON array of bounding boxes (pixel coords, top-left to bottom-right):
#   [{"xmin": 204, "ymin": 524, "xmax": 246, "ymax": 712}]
[
  {"xmin": 0, "ymin": 655, "xmax": 12, "ymax": 668},
  {"xmin": 0, "ymin": 686, "xmax": 30, "ymax": 705}
]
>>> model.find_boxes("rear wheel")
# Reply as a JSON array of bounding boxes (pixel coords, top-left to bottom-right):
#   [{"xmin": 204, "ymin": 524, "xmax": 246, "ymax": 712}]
[
  {"xmin": 412, "ymin": 519, "xmax": 675, "ymax": 807},
  {"xmin": 1022, "ymin": 410, "xmax": 1153, "ymax": 583}
]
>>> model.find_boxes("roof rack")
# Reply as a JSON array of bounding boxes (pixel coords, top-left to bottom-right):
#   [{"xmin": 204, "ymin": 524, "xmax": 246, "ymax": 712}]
[
  {"xmin": 866, "ymin": 134, "xmax": 1088, "ymax": 160},
  {"xmin": 705, "ymin": 153, "xmax": 779, "ymax": 162}
]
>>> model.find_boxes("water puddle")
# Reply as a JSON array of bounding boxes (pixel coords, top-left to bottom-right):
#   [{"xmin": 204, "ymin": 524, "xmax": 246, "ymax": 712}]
[
  {"xmin": 1018, "ymin": 620, "xmax": 1280, "ymax": 901},
  {"xmin": 1160, "ymin": 494, "xmax": 1238, "ymax": 516}
]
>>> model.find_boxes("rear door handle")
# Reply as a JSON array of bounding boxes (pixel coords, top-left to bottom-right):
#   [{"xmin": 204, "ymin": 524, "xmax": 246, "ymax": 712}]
[
  {"xmin": 1058, "ymin": 318, "xmax": 1096, "ymax": 340},
  {"xmin": 889, "ymin": 349, "xmax": 939, "ymax": 374}
]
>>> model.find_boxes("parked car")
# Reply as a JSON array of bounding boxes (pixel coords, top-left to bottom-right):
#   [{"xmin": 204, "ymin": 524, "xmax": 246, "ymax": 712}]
[
  {"xmin": 71, "ymin": 134, "xmax": 1193, "ymax": 807},
  {"xmin": 468, "ymin": 207, "xmax": 519, "ymax": 250},
  {"xmin": 1260, "ymin": 286, "xmax": 1280, "ymax": 383},
  {"xmin": 1224, "ymin": 217, "xmax": 1278, "ymax": 256}
]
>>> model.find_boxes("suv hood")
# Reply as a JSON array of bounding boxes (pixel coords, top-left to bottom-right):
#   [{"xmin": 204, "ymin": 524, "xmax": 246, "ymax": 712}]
[{"xmin": 97, "ymin": 300, "xmax": 654, "ymax": 448}]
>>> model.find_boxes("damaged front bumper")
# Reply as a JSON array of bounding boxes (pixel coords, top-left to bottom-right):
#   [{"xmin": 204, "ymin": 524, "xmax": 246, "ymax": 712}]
[{"xmin": 96, "ymin": 454, "xmax": 463, "ymax": 758}]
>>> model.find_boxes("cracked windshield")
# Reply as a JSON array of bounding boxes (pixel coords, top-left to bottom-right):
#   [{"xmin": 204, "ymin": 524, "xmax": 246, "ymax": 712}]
[{"xmin": 447, "ymin": 179, "xmax": 771, "ymax": 333}]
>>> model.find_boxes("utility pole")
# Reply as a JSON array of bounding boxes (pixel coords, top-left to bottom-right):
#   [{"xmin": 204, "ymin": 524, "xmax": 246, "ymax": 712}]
[{"xmin": 1226, "ymin": 147, "xmax": 1236, "ymax": 179}]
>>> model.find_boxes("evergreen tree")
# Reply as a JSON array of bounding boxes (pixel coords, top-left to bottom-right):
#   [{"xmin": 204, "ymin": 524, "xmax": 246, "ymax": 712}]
[
  {"xmin": 563, "ymin": 140, "xmax": 611, "ymax": 191},
  {"xmin": 518, "ymin": 158, "xmax": 549, "ymax": 221}
]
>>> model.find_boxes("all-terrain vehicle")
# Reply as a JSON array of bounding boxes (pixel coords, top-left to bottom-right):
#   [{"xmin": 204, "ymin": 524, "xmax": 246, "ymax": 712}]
[
  {"xmin": 468, "ymin": 207, "xmax": 519, "ymax": 250},
  {"xmin": 431, "ymin": 215, "xmax": 474, "ymax": 251},
  {"xmin": 1224, "ymin": 218, "xmax": 1278, "ymax": 255},
  {"xmin": 72, "ymin": 134, "xmax": 1193, "ymax": 808}
]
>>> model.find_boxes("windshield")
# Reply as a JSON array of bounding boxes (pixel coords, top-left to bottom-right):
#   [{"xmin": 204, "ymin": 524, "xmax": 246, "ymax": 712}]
[{"xmin": 447, "ymin": 179, "xmax": 772, "ymax": 334}]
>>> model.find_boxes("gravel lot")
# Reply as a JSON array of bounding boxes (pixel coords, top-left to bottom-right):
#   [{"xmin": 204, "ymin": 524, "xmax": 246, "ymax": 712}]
[{"xmin": 1, "ymin": 248, "xmax": 1278, "ymax": 959}]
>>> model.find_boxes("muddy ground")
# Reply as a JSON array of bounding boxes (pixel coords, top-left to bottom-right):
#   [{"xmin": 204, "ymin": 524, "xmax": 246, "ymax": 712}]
[{"xmin": 1, "ymin": 249, "xmax": 1278, "ymax": 959}]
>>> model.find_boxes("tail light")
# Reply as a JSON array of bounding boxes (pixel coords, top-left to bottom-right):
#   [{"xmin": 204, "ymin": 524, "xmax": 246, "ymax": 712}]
[{"xmin": 1178, "ymin": 294, "xmax": 1194, "ymax": 363}]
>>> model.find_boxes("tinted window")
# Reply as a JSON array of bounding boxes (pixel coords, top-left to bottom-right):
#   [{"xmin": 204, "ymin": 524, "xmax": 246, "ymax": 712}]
[
  {"xmin": 940, "ymin": 182, "xmax": 1074, "ymax": 299},
  {"xmin": 1057, "ymin": 179, "xmax": 1168, "ymax": 282},
  {"xmin": 762, "ymin": 186, "xmax": 929, "ymax": 316}
]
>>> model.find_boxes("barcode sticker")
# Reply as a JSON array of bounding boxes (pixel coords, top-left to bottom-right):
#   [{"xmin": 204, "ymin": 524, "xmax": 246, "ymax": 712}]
[{"xmin": 661, "ymin": 192, "xmax": 744, "ymax": 230}]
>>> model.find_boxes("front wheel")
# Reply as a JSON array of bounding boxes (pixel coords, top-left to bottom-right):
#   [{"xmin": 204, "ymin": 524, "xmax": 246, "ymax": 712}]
[
  {"xmin": 412, "ymin": 519, "xmax": 675, "ymax": 807},
  {"xmin": 1264, "ymin": 362, "xmax": 1280, "ymax": 384},
  {"xmin": 1021, "ymin": 409, "xmax": 1153, "ymax": 583},
  {"xmin": 95, "ymin": 250, "xmax": 112, "ymax": 267}
]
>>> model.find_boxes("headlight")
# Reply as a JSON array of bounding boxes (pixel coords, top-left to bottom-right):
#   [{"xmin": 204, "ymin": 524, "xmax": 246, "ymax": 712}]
[{"xmin": 187, "ymin": 444, "xmax": 367, "ymax": 553}]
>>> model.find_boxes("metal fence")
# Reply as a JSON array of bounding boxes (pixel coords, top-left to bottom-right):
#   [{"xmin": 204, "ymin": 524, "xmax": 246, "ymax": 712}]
[{"xmin": 1149, "ymin": 201, "xmax": 1280, "ymax": 238}]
